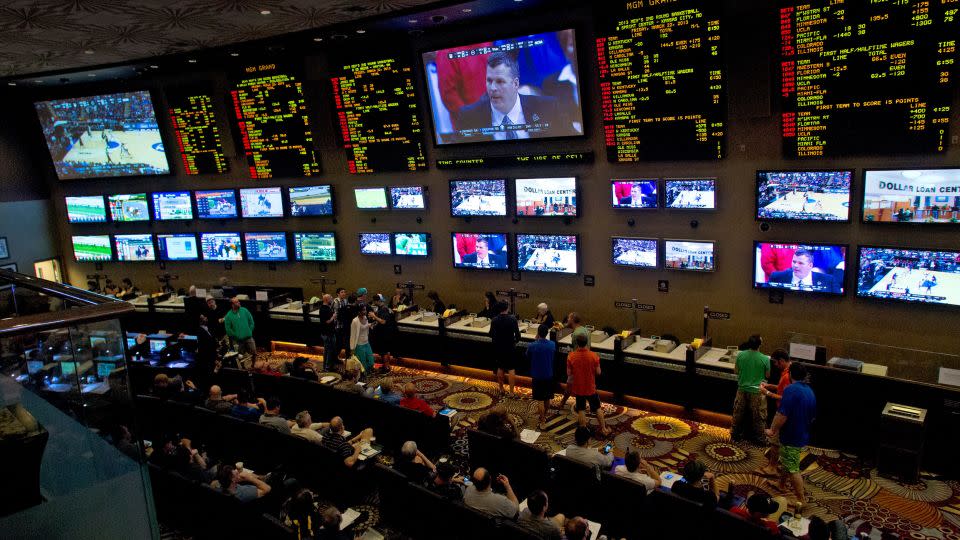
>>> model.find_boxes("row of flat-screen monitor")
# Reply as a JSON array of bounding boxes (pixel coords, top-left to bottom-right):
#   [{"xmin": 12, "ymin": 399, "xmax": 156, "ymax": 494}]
[
  {"xmin": 71, "ymin": 230, "xmax": 960, "ymax": 307},
  {"xmin": 64, "ymin": 169, "xmax": 960, "ymax": 224}
]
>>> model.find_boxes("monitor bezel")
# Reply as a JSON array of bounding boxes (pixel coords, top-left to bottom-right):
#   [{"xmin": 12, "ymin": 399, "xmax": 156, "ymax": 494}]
[
  {"xmin": 151, "ymin": 191, "xmax": 194, "ymax": 221},
  {"xmin": 194, "ymin": 189, "xmax": 239, "ymax": 220},
  {"xmin": 388, "ymin": 185, "xmax": 429, "ymax": 211},
  {"xmin": 199, "ymin": 232, "xmax": 245, "ymax": 262},
  {"xmin": 65, "ymin": 195, "xmax": 109, "ymax": 224},
  {"xmin": 287, "ymin": 184, "xmax": 335, "ymax": 217},
  {"xmin": 855, "ymin": 244, "xmax": 960, "ymax": 307},
  {"xmin": 391, "ymin": 232, "xmax": 432, "ymax": 258},
  {"xmin": 156, "ymin": 233, "xmax": 200, "ymax": 262},
  {"xmin": 112, "ymin": 233, "xmax": 158, "ymax": 262},
  {"xmin": 242, "ymin": 231, "xmax": 290, "ymax": 262},
  {"xmin": 238, "ymin": 186, "xmax": 285, "ymax": 219},
  {"xmin": 358, "ymin": 232, "xmax": 393, "ymax": 256}
]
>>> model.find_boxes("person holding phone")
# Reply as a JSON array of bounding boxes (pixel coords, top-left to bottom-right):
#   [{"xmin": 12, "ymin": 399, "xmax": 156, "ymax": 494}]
[
  {"xmin": 564, "ymin": 426, "xmax": 613, "ymax": 468},
  {"xmin": 463, "ymin": 467, "xmax": 518, "ymax": 519}
]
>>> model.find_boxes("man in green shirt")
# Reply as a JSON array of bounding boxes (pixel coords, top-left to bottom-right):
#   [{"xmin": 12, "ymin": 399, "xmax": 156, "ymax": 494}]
[
  {"xmin": 732, "ymin": 334, "xmax": 770, "ymax": 444},
  {"xmin": 224, "ymin": 297, "xmax": 257, "ymax": 360}
]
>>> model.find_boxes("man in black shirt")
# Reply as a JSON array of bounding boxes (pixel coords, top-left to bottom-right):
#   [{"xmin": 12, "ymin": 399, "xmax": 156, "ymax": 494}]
[
  {"xmin": 395, "ymin": 440, "xmax": 437, "ymax": 485},
  {"xmin": 490, "ymin": 302, "xmax": 521, "ymax": 396},
  {"xmin": 671, "ymin": 460, "xmax": 720, "ymax": 508},
  {"xmin": 183, "ymin": 286, "xmax": 207, "ymax": 328},
  {"xmin": 317, "ymin": 294, "xmax": 338, "ymax": 372},
  {"xmin": 320, "ymin": 416, "xmax": 373, "ymax": 468},
  {"xmin": 429, "ymin": 462, "xmax": 466, "ymax": 502}
]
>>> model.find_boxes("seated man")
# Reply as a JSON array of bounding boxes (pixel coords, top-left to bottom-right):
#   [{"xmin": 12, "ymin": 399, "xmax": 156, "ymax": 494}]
[
  {"xmin": 613, "ymin": 447, "xmax": 660, "ymax": 492},
  {"xmin": 671, "ymin": 460, "xmax": 720, "ymax": 508},
  {"xmin": 317, "ymin": 506, "xmax": 353, "ymax": 540},
  {"xmin": 291, "ymin": 410, "xmax": 330, "ymax": 444},
  {"xmin": 518, "ymin": 489, "xmax": 564, "ymax": 540},
  {"xmin": 320, "ymin": 416, "xmax": 374, "ymax": 468},
  {"xmin": 731, "ymin": 494, "xmax": 785, "ymax": 535},
  {"xmin": 563, "ymin": 517, "xmax": 590, "ymax": 540},
  {"xmin": 229, "ymin": 390, "xmax": 264, "ymax": 422},
  {"xmin": 152, "ymin": 373, "xmax": 198, "ymax": 403},
  {"xmin": 214, "ymin": 464, "xmax": 271, "ymax": 502},
  {"xmin": 394, "ymin": 440, "xmax": 436, "ymax": 485},
  {"xmin": 399, "ymin": 382, "xmax": 435, "ymax": 416},
  {"xmin": 288, "ymin": 356, "xmax": 319, "ymax": 382},
  {"xmin": 204, "ymin": 385, "xmax": 237, "ymax": 414},
  {"xmin": 251, "ymin": 356, "xmax": 282, "ymax": 377},
  {"xmin": 429, "ymin": 462, "xmax": 466, "ymax": 502},
  {"xmin": 367, "ymin": 377, "xmax": 401, "ymax": 405},
  {"xmin": 259, "ymin": 397, "xmax": 294, "ymax": 434},
  {"xmin": 564, "ymin": 426, "xmax": 613, "ymax": 468},
  {"xmin": 335, "ymin": 358, "xmax": 365, "ymax": 395},
  {"xmin": 463, "ymin": 467, "xmax": 518, "ymax": 519}
]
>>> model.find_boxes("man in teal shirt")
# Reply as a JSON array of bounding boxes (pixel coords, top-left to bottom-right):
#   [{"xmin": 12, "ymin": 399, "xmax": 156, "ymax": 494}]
[
  {"xmin": 732, "ymin": 334, "xmax": 770, "ymax": 444},
  {"xmin": 224, "ymin": 297, "xmax": 256, "ymax": 360}
]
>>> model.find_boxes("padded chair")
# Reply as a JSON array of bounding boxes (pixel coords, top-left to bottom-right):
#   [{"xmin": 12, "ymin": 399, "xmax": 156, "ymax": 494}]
[
  {"xmin": 711, "ymin": 508, "xmax": 782, "ymax": 540},
  {"xmin": 644, "ymin": 489, "xmax": 712, "ymax": 538},
  {"xmin": 466, "ymin": 429, "xmax": 549, "ymax": 500},
  {"xmin": 599, "ymin": 471, "xmax": 648, "ymax": 539},
  {"xmin": 548, "ymin": 454, "xmax": 602, "ymax": 519}
]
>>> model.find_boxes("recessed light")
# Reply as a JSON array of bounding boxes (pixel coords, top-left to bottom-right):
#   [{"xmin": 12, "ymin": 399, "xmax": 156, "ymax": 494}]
[
  {"xmin": 150, "ymin": 65, "xmax": 159, "ymax": 69},
  {"xmin": 83, "ymin": 49, "xmax": 95, "ymax": 55},
  {"xmin": 408, "ymin": 19, "xmax": 417, "ymax": 24},
  {"xmin": 34, "ymin": 80, "xmax": 43, "ymax": 83},
  {"xmin": 6, "ymin": 82, "xmax": 15, "ymax": 86},
  {"xmin": 260, "ymin": 9, "xmax": 271, "ymax": 15},
  {"xmin": 462, "ymin": 8, "xmax": 472, "ymax": 13},
  {"xmin": 187, "ymin": 59, "xmax": 197, "ymax": 63},
  {"xmin": 313, "ymin": 37, "xmax": 323, "ymax": 42},
  {"xmin": 356, "ymin": 29, "xmax": 366, "ymax": 34},
  {"xmin": 88, "ymin": 73, "xmax": 96, "ymax": 77},
  {"xmin": 230, "ymin": 52, "xmax": 239, "ymax": 57}
]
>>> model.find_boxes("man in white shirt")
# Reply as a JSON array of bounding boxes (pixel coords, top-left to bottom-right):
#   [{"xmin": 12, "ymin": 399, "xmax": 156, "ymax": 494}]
[
  {"xmin": 564, "ymin": 426, "xmax": 613, "ymax": 468},
  {"xmin": 291, "ymin": 410, "xmax": 328, "ymax": 444},
  {"xmin": 462, "ymin": 237, "xmax": 506, "ymax": 268}
]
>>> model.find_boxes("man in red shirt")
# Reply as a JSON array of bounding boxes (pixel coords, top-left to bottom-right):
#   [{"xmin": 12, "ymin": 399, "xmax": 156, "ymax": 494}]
[
  {"xmin": 399, "ymin": 382, "xmax": 435, "ymax": 417},
  {"xmin": 730, "ymin": 494, "xmax": 784, "ymax": 535},
  {"xmin": 566, "ymin": 332, "xmax": 610, "ymax": 436},
  {"xmin": 760, "ymin": 349, "xmax": 791, "ymax": 474}
]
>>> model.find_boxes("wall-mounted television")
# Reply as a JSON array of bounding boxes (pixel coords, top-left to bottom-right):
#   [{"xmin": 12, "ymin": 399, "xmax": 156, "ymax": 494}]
[
  {"xmin": 151, "ymin": 191, "xmax": 193, "ymax": 220},
  {"xmin": 195, "ymin": 189, "xmax": 238, "ymax": 219},
  {"xmin": 157, "ymin": 234, "xmax": 199, "ymax": 261},
  {"xmin": 293, "ymin": 232, "xmax": 337, "ymax": 261},
  {"xmin": 515, "ymin": 177, "xmax": 577, "ymax": 216},
  {"xmin": 756, "ymin": 170, "xmax": 852, "ymax": 222},
  {"xmin": 359, "ymin": 233, "xmax": 391, "ymax": 255},
  {"xmin": 389, "ymin": 186, "xmax": 426, "ymax": 210},
  {"xmin": 857, "ymin": 246, "xmax": 960, "ymax": 306},
  {"xmin": 452, "ymin": 233, "xmax": 509, "ymax": 270},
  {"xmin": 200, "ymin": 233, "xmax": 243, "ymax": 261},
  {"xmin": 392, "ymin": 233, "xmax": 431, "ymax": 257},
  {"xmin": 516, "ymin": 234, "xmax": 578, "ymax": 274},
  {"xmin": 611, "ymin": 180, "xmax": 657, "ymax": 209},
  {"xmin": 862, "ymin": 168, "xmax": 960, "ymax": 224},
  {"xmin": 65, "ymin": 196, "xmax": 108, "ymax": 223},
  {"xmin": 354, "ymin": 187, "xmax": 389, "ymax": 210},
  {"xmin": 450, "ymin": 179, "xmax": 507, "ymax": 216},
  {"xmin": 664, "ymin": 240, "xmax": 715, "ymax": 272},
  {"xmin": 753, "ymin": 241, "xmax": 846, "ymax": 295},
  {"xmin": 72, "ymin": 235, "xmax": 112, "ymax": 262},
  {"xmin": 239, "ymin": 187, "xmax": 284, "ymax": 218},
  {"xmin": 423, "ymin": 29, "xmax": 584, "ymax": 145},
  {"xmin": 665, "ymin": 178, "xmax": 716, "ymax": 210},
  {"xmin": 244, "ymin": 232, "xmax": 288, "ymax": 262},
  {"xmin": 611, "ymin": 237, "xmax": 658, "ymax": 269},
  {"xmin": 288, "ymin": 185, "xmax": 333, "ymax": 216},
  {"xmin": 107, "ymin": 193, "xmax": 149, "ymax": 222},
  {"xmin": 114, "ymin": 234, "xmax": 156, "ymax": 262},
  {"xmin": 35, "ymin": 90, "xmax": 170, "ymax": 180}
]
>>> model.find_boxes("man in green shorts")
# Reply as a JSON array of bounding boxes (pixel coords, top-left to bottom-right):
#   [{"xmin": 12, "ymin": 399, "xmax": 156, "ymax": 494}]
[{"xmin": 766, "ymin": 362, "xmax": 816, "ymax": 506}]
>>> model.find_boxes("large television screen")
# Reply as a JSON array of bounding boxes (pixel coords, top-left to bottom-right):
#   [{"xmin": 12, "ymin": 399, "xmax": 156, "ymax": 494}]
[
  {"xmin": 293, "ymin": 232, "xmax": 337, "ymax": 261},
  {"xmin": 756, "ymin": 170, "xmax": 852, "ymax": 222},
  {"xmin": 288, "ymin": 185, "xmax": 333, "ymax": 216},
  {"xmin": 450, "ymin": 179, "xmax": 507, "ymax": 216},
  {"xmin": 452, "ymin": 233, "xmax": 509, "ymax": 270},
  {"xmin": 239, "ymin": 187, "xmax": 284, "ymax": 218},
  {"xmin": 516, "ymin": 234, "xmax": 578, "ymax": 274},
  {"xmin": 354, "ymin": 187, "xmax": 389, "ymax": 210},
  {"xmin": 65, "ymin": 196, "xmax": 107, "ymax": 223},
  {"xmin": 390, "ymin": 186, "xmax": 426, "ymax": 210},
  {"xmin": 157, "ymin": 234, "xmax": 199, "ymax": 261},
  {"xmin": 244, "ymin": 232, "xmax": 288, "ymax": 262},
  {"xmin": 392, "ymin": 233, "xmax": 430, "ymax": 257},
  {"xmin": 114, "ymin": 234, "xmax": 156, "ymax": 262},
  {"xmin": 107, "ymin": 193, "xmax": 149, "ymax": 222},
  {"xmin": 753, "ymin": 242, "xmax": 846, "ymax": 295},
  {"xmin": 611, "ymin": 237, "xmax": 658, "ymax": 269},
  {"xmin": 664, "ymin": 240, "xmax": 715, "ymax": 272},
  {"xmin": 862, "ymin": 169, "xmax": 960, "ymax": 224},
  {"xmin": 665, "ymin": 178, "xmax": 716, "ymax": 210},
  {"xmin": 857, "ymin": 246, "xmax": 960, "ymax": 306},
  {"xmin": 195, "ymin": 189, "xmax": 238, "ymax": 219},
  {"xmin": 200, "ymin": 233, "xmax": 243, "ymax": 261},
  {"xmin": 359, "ymin": 233, "xmax": 391, "ymax": 255},
  {"xmin": 151, "ymin": 191, "xmax": 193, "ymax": 221},
  {"xmin": 72, "ymin": 235, "xmax": 112, "ymax": 262},
  {"xmin": 611, "ymin": 180, "xmax": 658, "ymax": 209},
  {"xmin": 35, "ymin": 91, "xmax": 170, "ymax": 180},
  {"xmin": 515, "ymin": 177, "xmax": 577, "ymax": 217},
  {"xmin": 423, "ymin": 30, "xmax": 585, "ymax": 145}
]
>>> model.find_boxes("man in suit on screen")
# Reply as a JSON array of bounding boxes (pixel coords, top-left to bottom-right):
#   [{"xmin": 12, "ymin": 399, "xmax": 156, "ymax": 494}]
[
  {"xmin": 769, "ymin": 249, "xmax": 839, "ymax": 293},
  {"xmin": 461, "ymin": 237, "xmax": 506, "ymax": 268}
]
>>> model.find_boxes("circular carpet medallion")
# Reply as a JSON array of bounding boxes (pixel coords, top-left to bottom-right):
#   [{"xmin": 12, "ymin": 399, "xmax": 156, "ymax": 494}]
[
  {"xmin": 613, "ymin": 433, "xmax": 675, "ymax": 459},
  {"xmin": 631, "ymin": 415, "xmax": 694, "ymax": 440},
  {"xmin": 411, "ymin": 377, "xmax": 450, "ymax": 395},
  {"xmin": 443, "ymin": 391, "xmax": 494, "ymax": 411},
  {"xmin": 870, "ymin": 472, "xmax": 954, "ymax": 504},
  {"xmin": 682, "ymin": 434, "xmax": 766, "ymax": 473}
]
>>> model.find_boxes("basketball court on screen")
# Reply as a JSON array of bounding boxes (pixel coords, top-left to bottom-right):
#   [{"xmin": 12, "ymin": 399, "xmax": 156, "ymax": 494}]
[
  {"xmin": 62, "ymin": 129, "xmax": 167, "ymax": 171},
  {"xmin": 867, "ymin": 268, "xmax": 960, "ymax": 304}
]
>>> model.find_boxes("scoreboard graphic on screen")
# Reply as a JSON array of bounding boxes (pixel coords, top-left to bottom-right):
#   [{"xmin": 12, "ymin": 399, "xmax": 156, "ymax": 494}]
[
  {"xmin": 779, "ymin": 0, "xmax": 959, "ymax": 157},
  {"xmin": 167, "ymin": 91, "xmax": 228, "ymax": 175},
  {"xmin": 231, "ymin": 63, "xmax": 322, "ymax": 178},
  {"xmin": 596, "ymin": 1, "xmax": 726, "ymax": 161}
]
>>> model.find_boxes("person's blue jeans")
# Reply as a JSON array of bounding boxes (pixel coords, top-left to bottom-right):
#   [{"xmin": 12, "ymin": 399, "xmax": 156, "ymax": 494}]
[{"xmin": 322, "ymin": 333, "xmax": 337, "ymax": 372}]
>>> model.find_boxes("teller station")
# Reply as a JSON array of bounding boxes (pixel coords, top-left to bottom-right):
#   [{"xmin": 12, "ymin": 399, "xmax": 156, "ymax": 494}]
[{"xmin": 127, "ymin": 286, "xmax": 960, "ymax": 478}]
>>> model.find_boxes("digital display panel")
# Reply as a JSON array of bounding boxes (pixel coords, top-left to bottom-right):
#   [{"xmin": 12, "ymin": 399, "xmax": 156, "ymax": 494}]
[
  {"xmin": 244, "ymin": 232, "xmax": 288, "ymax": 262},
  {"xmin": 611, "ymin": 180, "xmax": 657, "ymax": 209},
  {"xmin": 665, "ymin": 179, "xmax": 716, "ymax": 210},
  {"xmin": 516, "ymin": 234, "xmax": 578, "ymax": 274},
  {"xmin": 858, "ymin": 246, "xmax": 960, "ymax": 306},
  {"xmin": 449, "ymin": 179, "xmax": 507, "ymax": 217},
  {"xmin": 200, "ymin": 233, "xmax": 243, "ymax": 261},
  {"xmin": 195, "ymin": 189, "xmax": 238, "ymax": 219},
  {"xmin": 359, "ymin": 233, "xmax": 391, "ymax": 255},
  {"xmin": 863, "ymin": 169, "xmax": 960, "ymax": 223},
  {"xmin": 452, "ymin": 233, "xmax": 509, "ymax": 270},
  {"xmin": 423, "ymin": 30, "xmax": 585, "ymax": 145},
  {"xmin": 167, "ymin": 91, "xmax": 228, "ymax": 175},
  {"xmin": 756, "ymin": 170, "xmax": 852, "ymax": 222},
  {"xmin": 288, "ymin": 185, "xmax": 333, "ymax": 216},
  {"xmin": 293, "ymin": 232, "xmax": 337, "ymax": 261},
  {"xmin": 754, "ymin": 242, "xmax": 846, "ymax": 295},
  {"xmin": 157, "ymin": 234, "xmax": 199, "ymax": 261},
  {"xmin": 34, "ymin": 90, "xmax": 170, "ymax": 180},
  {"xmin": 392, "ymin": 233, "xmax": 430, "ymax": 257},
  {"xmin": 107, "ymin": 193, "xmax": 149, "ymax": 222},
  {"xmin": 354, "ymin": 187, "xmax": 389, "ymax": 210},
  {"xmin": 390, "ymin": 186, "xmax": 426, "ymax": 210},
  {"xmin": 114, "ymin": 234, "xmax": 155, "ymax": 262},
  {"xmin": 596, "ymin": 2, "xmax": 725, "ymax": 161},
  {"xmin": 239, "ymin": 187, "xmax": 284, "ymax": 218},
  {"xmin": 779, "ymin": 1, "xmax": 957, "ymax": 157},
  {"xmin": 331, "ymin": 57, "xmax": 427, "ymax": 173},
  {"xmin": 72, "ymin": 235, "xmax": 112, "ymax": 262},
  {"xmin": 230, "ymin": 63, "xmax": 321, "ymax": 178},
  {"xmin": 664, "ymin": 240, "xmax": 715, "ymax": 272},
  {"xmin": 65, "ymin": 196, "xmax": 107, "ymax": 223},
  {"xmin": 515, "ymin": 177, "xmax": 577, "ymax": 217},
  {"xmin": 151, "ymin": 191, "xmax": 193, "ymax": 221},
  {"xmin": 612, "ymin": 237, "xmax": 658, "ymax": 269}
]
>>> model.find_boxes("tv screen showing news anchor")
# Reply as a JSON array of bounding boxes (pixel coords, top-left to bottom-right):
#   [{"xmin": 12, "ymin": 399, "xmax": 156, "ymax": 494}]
[
  {"xmin": 754, "ymin": 242, "xmax": 846, "ymax": 295},
  {"xmin": 423, "ymin": 29, "xmax": 584, "ymax": 145}
]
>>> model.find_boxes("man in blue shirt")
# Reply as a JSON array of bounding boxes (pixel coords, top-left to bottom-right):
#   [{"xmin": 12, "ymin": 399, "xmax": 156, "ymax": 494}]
[
  {"xmin": 526, "ymin": 323, "xmax": 556, "ymax": 429},
  {"xmin": 766, "ymin": 362, "xmax": 816, "ymax": 506}
]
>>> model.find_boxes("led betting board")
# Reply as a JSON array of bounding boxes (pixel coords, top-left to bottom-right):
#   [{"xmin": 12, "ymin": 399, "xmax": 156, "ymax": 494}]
[
  {"xmin": 596, "ymin": 1, "xmax": 726, "ymax": 161},
  {"xmin": 331, "ymin": 58, "xmax": 427, "ymax": 174},
  {"xmin": 230, "ymin": 63, "xmax": 322, "ymax": 178},
  {"xmin": 167, "ymin": 91, "xmax": 228, "ymax": 175},
  {"xmin": 779, "ymin": 0, "xmax": 959, "ymax": 157}
]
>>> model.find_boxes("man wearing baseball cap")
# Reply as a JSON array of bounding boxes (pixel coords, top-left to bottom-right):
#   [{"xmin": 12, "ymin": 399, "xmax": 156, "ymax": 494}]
[{"xmin": 731, "ymin": 493, "xmax": 786, "ymax": 534}]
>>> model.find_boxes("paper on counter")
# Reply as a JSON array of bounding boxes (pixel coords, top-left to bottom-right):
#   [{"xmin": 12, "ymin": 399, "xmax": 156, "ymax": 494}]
[{"xmin": 519, "ymin": 429, "xmax": 540, "ymax": 443}]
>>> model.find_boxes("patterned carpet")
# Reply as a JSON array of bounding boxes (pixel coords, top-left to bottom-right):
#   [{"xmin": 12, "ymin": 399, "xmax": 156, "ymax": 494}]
[{"xmin": 262, "ymin": 352, "xmax": 960, "ymax": 540}]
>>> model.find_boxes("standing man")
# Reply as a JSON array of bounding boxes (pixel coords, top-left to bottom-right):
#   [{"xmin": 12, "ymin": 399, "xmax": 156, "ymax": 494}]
[
  {"xmin": 732, "ymin": 334, "xmax": 770, "ymax": 444},
  {"xmin": 766, "ymin": 362, "xmax": 816, "ymax": 506},
  {"xmin": 224, "ymin": 297, "xmax": 256, "ymax": 360},
  {"xmin": 490, "ymin": 301, "xmax": 521, "ymax": 396},
  {"xmin": 317, "ymin": 294, "xmax": 338, "ymax": 372},
  {"xmin": 761, "ymin": 349, "xmax": 792, "ymax": 473},
  {"xmin": 557, "ymin": 312, "xmax": 589, "ymax": 410},
  {"xmin": 567, "ymin": 332, "xmax": 610, "ymax": 436},
  {"xmin": 526, "ymin": 323, "xmax": 556, "ymax": 428}
]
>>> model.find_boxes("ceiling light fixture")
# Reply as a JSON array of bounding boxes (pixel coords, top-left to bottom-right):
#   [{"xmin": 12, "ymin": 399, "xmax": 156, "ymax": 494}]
[
  {"xmin": 188, "ymin": 59, "xmax": 197, "ymax": 63},
  {"xmin": 7, "ymin": 82, "xmax": 15, "ymax": 86},
  {"xmin": 34, "ymin": 80, "xmax": 43, "ymax": 83},
  {"xmin": 150, "ymin": 65, "xmax": 159, "ymax": 69},
  {"xmin": 356, "ymin": 29, "xmax": 366, "ymax": 34},
  {"xmin": 88, "ymin": 73, "xmax": 96, "ymax": 77},
  {"xmin": 462, "ymin": 8, "xmax": 472, "ymax": 13},
  {"xmin": 408, "ymin": 19, "xmax": 417, "ymax": 23},
  {"xmin": 83, "ymin": 49, "xmax": 95, "ymax": 55},
  {"xmin": 313, "ymin": 37, "xmax": 323, "ymax": 42},
  {"xmin": 230, "ymin": 52, "xmax": 239, "ymax": 57},
  {"xmin": 260, "ymin": 9, "xmax": 271, "ymax": 15}
]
